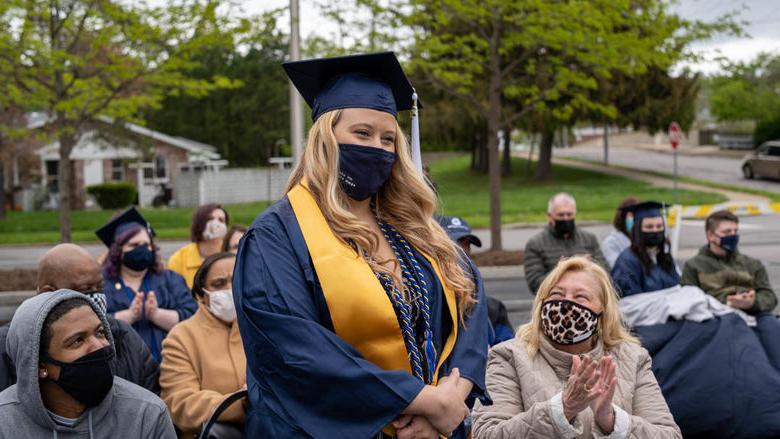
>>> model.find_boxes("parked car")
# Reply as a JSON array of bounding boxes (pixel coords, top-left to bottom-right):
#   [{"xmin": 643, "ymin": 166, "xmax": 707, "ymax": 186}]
[{"xmin": 742, "ymin": 141, "xmax": 780, "ymax": 180}]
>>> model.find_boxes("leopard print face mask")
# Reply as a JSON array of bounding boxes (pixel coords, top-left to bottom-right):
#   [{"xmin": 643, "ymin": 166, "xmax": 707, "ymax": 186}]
[{"xmin": 540, "ymin": 299, "xmax": 601, "ymax": 345}]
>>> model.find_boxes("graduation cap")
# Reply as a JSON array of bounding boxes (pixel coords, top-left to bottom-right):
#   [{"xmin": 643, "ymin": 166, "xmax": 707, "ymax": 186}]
[
  {"xmin": 283, "ymin": 51, "xmax": 424, "ymax": 173},
  {"xmin": 436, "ymin": 215, "xmax": 482, "ymax": 248},
  {"xmin": 620, "ymin": 201, "xmax": 667, "ymax": 222},
  {"xmin": 95, "ymin": 206, "xmax": 155, "ymax": 248}
]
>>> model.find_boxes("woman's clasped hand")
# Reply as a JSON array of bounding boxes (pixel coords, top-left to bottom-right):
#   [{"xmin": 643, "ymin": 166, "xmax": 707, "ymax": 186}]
[
  {"xmin": 563, "ymin": 355, "xmax": 618, "ymax": 433},
  {"xmin": 394, "ymin": 368, "xmax": 470, "ymax": 439}
]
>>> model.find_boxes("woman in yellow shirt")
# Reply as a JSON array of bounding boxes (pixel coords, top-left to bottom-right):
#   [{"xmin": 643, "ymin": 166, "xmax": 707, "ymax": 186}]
[{"xmin": 168, "ymin": 204, "xmax": 229, "ymax": 287}]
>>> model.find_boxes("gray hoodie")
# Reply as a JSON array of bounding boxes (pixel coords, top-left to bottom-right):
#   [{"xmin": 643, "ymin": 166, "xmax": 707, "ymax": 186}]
[{"xmin": 0, "ymin": 290, "xmax": 176, "ymax": 438}]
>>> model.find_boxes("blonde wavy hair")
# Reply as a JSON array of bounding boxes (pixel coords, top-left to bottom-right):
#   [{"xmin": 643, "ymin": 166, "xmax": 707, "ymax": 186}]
[
  {"xmin": 517, "ymin": 256, "xmax": 639, "ymax": 356},
  {"xmin": 286, "ymin": 109, "xmax": 476, "ymax": 317}
]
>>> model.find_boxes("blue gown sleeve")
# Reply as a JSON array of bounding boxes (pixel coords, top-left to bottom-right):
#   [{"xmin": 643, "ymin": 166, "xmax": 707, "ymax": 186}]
[
  {"xmin": 442, "ymin": 258, "xmax": 491, "ymax": 407},
  {"xmin": 234, "ymin": 221, "xmax": 426, "ymax": 438},
  {"xmin": 611, "ymin": 250, "xmax": 644, "ymax": 297},
  {"xmin": 103, "ymin": 277, "xmax": 129, "ymax": 315},
  {"xmin": 162, "ymin": 270, "xmax": 196, "ymax": 322}
]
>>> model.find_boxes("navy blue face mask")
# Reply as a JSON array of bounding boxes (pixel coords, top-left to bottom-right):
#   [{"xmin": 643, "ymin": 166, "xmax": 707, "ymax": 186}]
[
  {"xmin": 718, "ymin": 234, "xmax": 739, "ymax": 253},
  {"xmin": 338, "ymin": 143, "xmax": 396, "ymax": 201},
  {"xmin": 122, "ymin": 245, "xmax": 155, "ymax": 271}
]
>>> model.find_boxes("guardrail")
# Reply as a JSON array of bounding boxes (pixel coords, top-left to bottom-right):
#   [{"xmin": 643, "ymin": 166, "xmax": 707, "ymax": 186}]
[
  {"xmin": 665, "ymin": 201, "xmax": 779, "ymax": 257},
  {"xmin": 667, "ymin": 202, "xmax": 780, "ymax": 228},
  {"xmin": 678, "ymin": 202, "xmax": 780, "ymax": 219}
]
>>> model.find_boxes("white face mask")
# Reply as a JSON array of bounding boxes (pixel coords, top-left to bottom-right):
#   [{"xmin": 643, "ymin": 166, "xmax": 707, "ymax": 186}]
[
  {"xmin": 205, "ymin": 289, "xmax": 236, "ymax": 323},
  {"xmin": 203, "ymin": 219, "xmax": 227, "ymax": 241}
]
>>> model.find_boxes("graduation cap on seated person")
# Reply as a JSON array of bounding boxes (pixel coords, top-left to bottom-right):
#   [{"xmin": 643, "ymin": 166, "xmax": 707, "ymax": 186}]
[
  {"xmin": 283, "ymin": 51, "xmax": 424, "ymax": 174},
  {"xmin": 620, "ymin": 201, "xmax": 668, "ymax": 223},
  {"xmin": 95, "ymin": 206, "xmax": 156, "ymax": 248}
]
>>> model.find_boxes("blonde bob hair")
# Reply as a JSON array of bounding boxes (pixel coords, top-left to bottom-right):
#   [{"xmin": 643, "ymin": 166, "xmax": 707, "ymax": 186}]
[
  {"xmin": 517, "ymin": 256, "xmax": 639, "ymax": 356},
  {"xmin": 286, "ymin": 109, "xmax": 476, "ymax": 316}
]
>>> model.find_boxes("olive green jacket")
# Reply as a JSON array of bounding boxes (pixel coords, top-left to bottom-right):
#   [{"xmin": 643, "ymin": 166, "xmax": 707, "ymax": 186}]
[
  {"xmin": 523, "ymin": 226, "xmax": 607, "ymax": 294},
  {"xmin": 681, "ymin": 245, "xmax": 777, "ymax": 314}
]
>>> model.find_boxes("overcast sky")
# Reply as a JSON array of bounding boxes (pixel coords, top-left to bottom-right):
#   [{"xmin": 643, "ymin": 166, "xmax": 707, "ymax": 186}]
[
  {"xmin": 670, "ymin": 0, "xmax": 780, "ymax": 72},
  {"xmin": 234, "ymin": 0, "xmax": 779, "ymax": 74}
]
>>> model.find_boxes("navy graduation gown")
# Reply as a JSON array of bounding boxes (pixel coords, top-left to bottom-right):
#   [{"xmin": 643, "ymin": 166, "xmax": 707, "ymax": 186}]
[
  {"xmin": 104, "ymin": 269, "xmax": 196, "ymax": 362},
  {"xmin": 234, "ymin": 197, "xmax": 490, "ymax": 438},
  {"xmin": 611, "ymin": 248, "xmax": 681, "ymax": 297}
]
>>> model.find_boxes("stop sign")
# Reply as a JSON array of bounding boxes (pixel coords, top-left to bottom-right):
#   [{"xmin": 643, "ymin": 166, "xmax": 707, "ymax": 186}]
[{"xmin": 669, "ymin": 122, "xmax": 682, "ymax": 149}]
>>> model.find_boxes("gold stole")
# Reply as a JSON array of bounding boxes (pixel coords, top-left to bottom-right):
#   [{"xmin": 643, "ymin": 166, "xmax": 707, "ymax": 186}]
[{"xmin": 288, "ymin": 183, "xmax": 458, "ymax": 426}]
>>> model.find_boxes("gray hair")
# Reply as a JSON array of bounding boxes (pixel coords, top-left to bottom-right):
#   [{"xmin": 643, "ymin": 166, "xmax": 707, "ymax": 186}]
[{"xmin": 547, "ymin": 192, "xmax": 577, "ymax": 214}]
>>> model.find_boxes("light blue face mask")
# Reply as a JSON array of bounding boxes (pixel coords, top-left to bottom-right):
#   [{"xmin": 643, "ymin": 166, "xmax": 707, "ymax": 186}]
[{"xmin": 625, "ymin": 216, "xmax": 634, "ymax": 233}]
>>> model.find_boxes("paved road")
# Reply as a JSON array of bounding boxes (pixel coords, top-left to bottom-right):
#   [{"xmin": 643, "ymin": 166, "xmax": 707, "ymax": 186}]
[
  {"xmin": 556, "ymin": 144, "xmax": 780, "ymax": 194},
  {"xmin": 480, "ymin": 214, "xmax": 780, "ymax": 327}
]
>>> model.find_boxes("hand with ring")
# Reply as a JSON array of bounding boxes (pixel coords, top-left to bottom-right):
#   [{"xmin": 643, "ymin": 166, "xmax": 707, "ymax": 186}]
[
  {"xmin": 589, "ymin": 356, "xmax": 618, "ymax": 433},
  {"xmin": 562, "ymin": 354, "xmax": 602, "ymax": 422}
]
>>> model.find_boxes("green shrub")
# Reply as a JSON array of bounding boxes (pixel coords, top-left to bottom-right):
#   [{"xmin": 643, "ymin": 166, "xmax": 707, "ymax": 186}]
[
  {"xmin": 87, "ymin": 182, "xmax": 137, "ymax": 209},
  {"xmin": 753, "ymin": 117, "xmax": 780, "ymax": 147}
]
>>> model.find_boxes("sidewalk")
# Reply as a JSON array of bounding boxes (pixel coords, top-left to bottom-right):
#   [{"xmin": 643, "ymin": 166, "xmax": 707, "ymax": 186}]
[{"xmin": 577, "ymin": 131, "xmax": 749, "ymax": 159}]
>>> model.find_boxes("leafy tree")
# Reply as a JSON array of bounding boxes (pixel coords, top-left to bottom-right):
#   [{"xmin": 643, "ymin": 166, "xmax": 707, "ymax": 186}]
[
  {"xmin": 306, "ymin": 0, "xmax": 405, "ymax": 56},
  {"xmin": 608, "ymin": 67, "xmax": 700, "ymax": 135},
  {"xmin": 753, "ymin": 117, "xmax": 780, "ymax": 146},
  {"xmin": 709, "ymin": 53, "xmax": 780, "ymax": 128},
  {"xmin": 0, "ymin": 104, "xmax": 28, "ymax": 219},
  {"xmin": 146, "ymin": 10, "xmax": 290, "ymax": 166},
  {"xmin": 406, "ymin": 0, "xmax": 737, "ymax": 250},
  {"xmin": 0, "ymin": 0, "xmax": 243, "ymax": 241}
]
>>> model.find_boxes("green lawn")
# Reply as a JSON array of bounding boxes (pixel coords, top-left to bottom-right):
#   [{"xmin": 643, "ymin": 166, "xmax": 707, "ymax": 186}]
[
  {"xmin": 430, "ymin": 155, "xmax": 726, "ymax": 227},
  {"xmin": 0, "ymin": 202, "xmax": 270, "ymax": 245},
  {"xmin": 0, "ymin": 154, "xmax": 727, "ymax": 245}
]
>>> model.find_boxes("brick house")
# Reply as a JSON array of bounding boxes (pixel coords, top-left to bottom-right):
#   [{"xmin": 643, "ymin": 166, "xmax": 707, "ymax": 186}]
[{"xmin": 34, "ymin": 119, "xmax": 226, "ymax": 210}]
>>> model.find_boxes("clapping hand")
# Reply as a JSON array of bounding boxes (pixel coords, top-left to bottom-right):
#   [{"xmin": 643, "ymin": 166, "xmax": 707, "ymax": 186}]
[
  {"xmin": 144, "ymin": 291, "xmax": 158, "ymax": 320},
  {"xmin": 589, "ymin": 356, "xmax": 618, "ymax": 433},
  {"xmin": 562, "ymin": 355, "xmax": 602, "ymax": 421},
  {"xmin": 116, "ymin": 291, "xmax": 144, "ymax": 324},
  {"xmin": 563, "ymin": 355, "xmax": 619, "ymax": 432}
]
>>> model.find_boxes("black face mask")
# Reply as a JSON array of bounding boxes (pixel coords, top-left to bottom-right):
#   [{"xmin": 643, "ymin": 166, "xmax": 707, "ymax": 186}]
[
  {"xmin": 642, "ymin": 231, "xmax": 666, "ymax": 247},
  {"xmin": 122, "ymin": 245, "xmax": 155, "ymax": 271},
  {"xmin": 44, "ymin": 345, "xmax": 115, "ymax": 407},
  {"xmin": 718, "ymin": 234, "xmax": 739, "ymax": 253},
  {"xmin": 553, "ymin": 219, "xmax": 576, "ymax": 237},
  {"xmin": 338, "ymin": 143, "xmax": 396, "ymax": 201}
]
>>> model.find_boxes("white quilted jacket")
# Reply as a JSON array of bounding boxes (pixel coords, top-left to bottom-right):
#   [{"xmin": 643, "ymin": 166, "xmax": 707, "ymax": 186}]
[{"xmin": 472, "ymin": 336, "xmax": 682, "ymax": 439}]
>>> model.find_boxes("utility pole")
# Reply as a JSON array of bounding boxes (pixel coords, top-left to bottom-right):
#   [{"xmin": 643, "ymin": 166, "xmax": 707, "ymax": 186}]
[{"xmin": 289, "ymin": 0, "xmax": 304, "ymax": 164}]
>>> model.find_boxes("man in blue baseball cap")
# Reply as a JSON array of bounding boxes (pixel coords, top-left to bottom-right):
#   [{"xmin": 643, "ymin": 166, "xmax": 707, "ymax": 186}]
[
  {"xmin": 436, "ymin": 216, "xmax": 482, "ymax": 257},
  {"xmin": 436, "ymin": 216, "xmax": 512, "ymax": 346}
]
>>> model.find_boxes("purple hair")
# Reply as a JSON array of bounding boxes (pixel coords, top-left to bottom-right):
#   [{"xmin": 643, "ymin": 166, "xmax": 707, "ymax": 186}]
[{"xmin": 101, "ymin": 225, "xmax": 164, "ymax": 280}]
